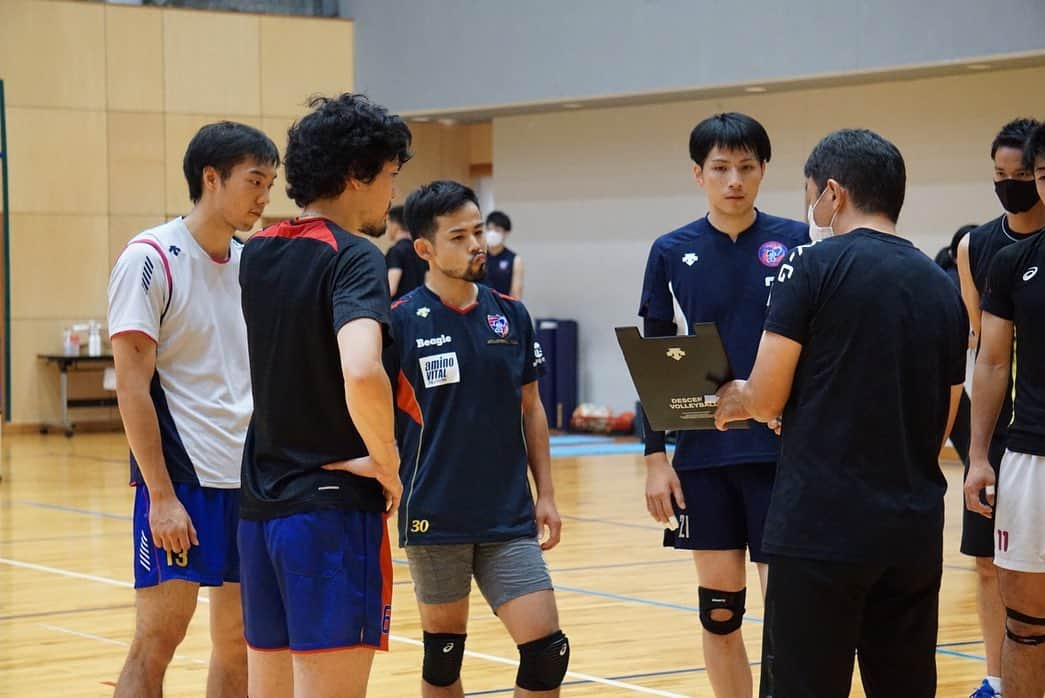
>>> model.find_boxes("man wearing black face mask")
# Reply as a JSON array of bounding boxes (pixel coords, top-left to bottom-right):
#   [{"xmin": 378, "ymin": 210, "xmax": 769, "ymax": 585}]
[{"xmin": 955, "ymin": 116, "xmax": 1045, "ymax": 698}]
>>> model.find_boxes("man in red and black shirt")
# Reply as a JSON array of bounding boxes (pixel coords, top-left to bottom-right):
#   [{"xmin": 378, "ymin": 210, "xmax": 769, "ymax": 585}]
[{"xmin": 238, "ymin": 93, "xmax": 411, "ymax": 697}]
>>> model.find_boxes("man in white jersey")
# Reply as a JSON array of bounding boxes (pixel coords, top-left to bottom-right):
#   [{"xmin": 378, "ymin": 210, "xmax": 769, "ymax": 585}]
[{"xmin": 107, "ymin": 121, "xmax": 279, "ymax": 698}]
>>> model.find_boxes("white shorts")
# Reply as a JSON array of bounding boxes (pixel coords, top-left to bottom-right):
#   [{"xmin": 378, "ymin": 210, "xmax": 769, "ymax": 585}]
[{"xmin": 994, "ymin": 449, "xmax": 1045, "ymax": 573}]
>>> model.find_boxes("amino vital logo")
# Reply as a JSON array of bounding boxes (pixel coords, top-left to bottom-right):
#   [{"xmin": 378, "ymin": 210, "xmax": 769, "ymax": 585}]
[{"xmin": 420, "ymin": 352, "xmax": 460, "ymax": 388}]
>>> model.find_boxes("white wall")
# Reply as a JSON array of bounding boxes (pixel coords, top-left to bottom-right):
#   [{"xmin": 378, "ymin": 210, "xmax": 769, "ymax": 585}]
[{"xmin": 494, "ymin": 66, "xmax": 1045, "ymax": 410}]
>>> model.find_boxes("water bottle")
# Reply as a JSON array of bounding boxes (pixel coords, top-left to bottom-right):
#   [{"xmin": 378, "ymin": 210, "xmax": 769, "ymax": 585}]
[
  {"xmin": 63, "ymin": 328, "xmax": 79, "ymax": 357},
  {"xmin": 88, "ymin": 321, "xmax": 102, "ymax": 357}
]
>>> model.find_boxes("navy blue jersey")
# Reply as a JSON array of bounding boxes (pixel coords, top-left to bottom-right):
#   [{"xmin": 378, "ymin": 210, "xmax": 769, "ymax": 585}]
[
  {"xmin": 389, "ymin": 284, "xmax": 545, "ymax": 546},
  {"xmin": 481, "ymin": 247, "xmax": 516, "ymax": 295},
  {"xmin": 638, "ymin": 211, "xmax": 809, "ymax": 470}
]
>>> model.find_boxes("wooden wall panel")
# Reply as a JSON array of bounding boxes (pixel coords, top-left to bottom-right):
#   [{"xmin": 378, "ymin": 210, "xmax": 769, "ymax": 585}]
[
  {"xmin": 7, "ymin": 108, "xmax": 109, "ymax": 215},
  {"xmin": 0, "ymin": 0, "xmax": 107, "ymax": 110},
  {"xmin": 108, "ymin": 112, "xmax": 166, "ymax": 215},
  {"xmin": 9, "ymin": 214, "xmax": 110, "ymax": 321},
  {"xmin": 260, "ymin": 16, "xmax": 354, "ymax": 118},
  {"xmin": 163, "ymin": 9, "xmax": 261, "ymax": 116},
  {"xmin": 105, "ymin": 5, "xmax": 164, "ymax": 113}
]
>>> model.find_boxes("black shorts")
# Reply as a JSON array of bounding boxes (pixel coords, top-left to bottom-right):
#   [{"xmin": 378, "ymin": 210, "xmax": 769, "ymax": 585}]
[
  {"xmin": 759, "ymin": 554, "xmax": 941, "ymax": 698},
  {"xmin": 663, "ymin": 462, "xmax": 774, "ymax": 563},
  {"xmin": 960, "ymin": 436, "xmax": 1006, "ymax": 557}
]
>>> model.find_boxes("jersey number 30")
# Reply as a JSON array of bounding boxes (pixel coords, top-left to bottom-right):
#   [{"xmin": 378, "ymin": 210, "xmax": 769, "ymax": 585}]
[{"xmin": 410, "ymin": 519, "xmax": 430, "ymax": 533}]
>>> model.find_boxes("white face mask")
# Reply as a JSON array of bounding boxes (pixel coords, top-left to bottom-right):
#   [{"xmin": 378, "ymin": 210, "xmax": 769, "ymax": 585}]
[
  {"xmin": 485, "ymin": 229, "xmax": 505, "ymax": 248},
  {"xmin": 807, "ymin": 187, "xmax": 837, "ymax": 242}
]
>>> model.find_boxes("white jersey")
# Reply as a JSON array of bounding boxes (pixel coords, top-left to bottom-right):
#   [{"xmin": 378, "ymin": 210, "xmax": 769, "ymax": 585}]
[{"xmin": 107, "ymin": 217, "xmax": 250, "ymax": 488}]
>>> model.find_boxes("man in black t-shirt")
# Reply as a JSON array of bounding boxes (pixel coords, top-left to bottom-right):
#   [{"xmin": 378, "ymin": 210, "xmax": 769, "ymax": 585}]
[
  {"xmin": 715, "ymin": 129, "xmax": 967, "ymax": 697},
  {"xmin": 967, "ymin": 124, "xmax": 1045, "ymax": 698},
  {"xmin": 954, "ymin": 118, "xmax": 1045, "ymax": 698},
  {"xmin": 385, "ymin": 204, "xmax": 427, "ymax": 299},
  {"xmin": 238, "ymin": 94, "xmax": 411, "ymax": 696}
]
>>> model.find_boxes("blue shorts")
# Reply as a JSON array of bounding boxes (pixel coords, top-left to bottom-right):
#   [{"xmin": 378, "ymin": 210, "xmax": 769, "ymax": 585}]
[
  {"xmin": 132, "ymin": 482, "xmax": 240, "ymax": 589},
  {"xmin": 663, "ymin": 462, "xmax": 774, "ymax": 563},
  {"xmin": 238, "ymin": 510, "xmax": 392, "ymax": 653}
]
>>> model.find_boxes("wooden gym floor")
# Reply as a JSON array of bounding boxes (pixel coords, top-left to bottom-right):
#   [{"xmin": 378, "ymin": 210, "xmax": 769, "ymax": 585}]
[{"xmin": 0, "ymin": 432, "xmax": 986, "ymax": 696}]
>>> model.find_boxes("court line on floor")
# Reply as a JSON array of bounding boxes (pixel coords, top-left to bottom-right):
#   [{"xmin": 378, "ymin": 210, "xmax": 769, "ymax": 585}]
[
  {"xmin": 36, "ymin": 623, "xmax": 208, "ymax": 666},
  {"xmin": 551, "ymin": 444, "xmax": 648, "ymax": 457},
  {"xmin": 0, "ymin": 556, "xmax": 688, "ymax": 698},
  {"xmin": 465, "ymin": 664, "xmax": 753, "ymax": 696},
  {"xmin": 548, "ymin": 435, "xmax": 616, "ymax": 445},
  {"xmin": 560, "ymin": 513, "xmax": 663, "ymax": 532},
  {"xmin": 19, "ymin": 500, "xmax": 131, "ymax": 520},
  {"xmin": 0, "ymin": 531, "xmax": 129, "ymax": 545},
  {"xmin": 0, "ymin": 604, "xmax": 134, "ymax": 622},
  {"xmin": 7, "ymin": 503, "xmax": 992, "ymax": 664}
]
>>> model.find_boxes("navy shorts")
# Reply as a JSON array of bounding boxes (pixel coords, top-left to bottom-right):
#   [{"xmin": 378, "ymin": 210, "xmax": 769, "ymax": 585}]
[
  {"xmin": 132, "ymin": 482, "xmax": 240, "ymax": 588},
  {"xmin": 663, "ymin": 462, "xmax": 774, "ymax": 563},
  {"xmin": 238, "ymin": 510, "xmax": 392, "ymax": 653}
]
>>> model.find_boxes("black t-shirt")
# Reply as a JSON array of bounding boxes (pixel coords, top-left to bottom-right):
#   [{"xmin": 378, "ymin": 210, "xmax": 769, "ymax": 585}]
[
  {"xmin": 239, "ymin": 218, "xmax": 390, "ymax": 520},
  {"xmin": 481, "ymin": 247, "xmax": 516, "ymax": 296},
  {"xmin": 388, "ymin": 284, "xmax": 545, "ymax": 545},
  {"xmin": 763, "ymin": 229, "xmax": 968, "ymax": 564},
  {"xmin": 982, "ymin": 233, "xmax": 1045, "ymax": 456},
  {"xmin": 967, "ymin": 215, "xmax": 1040, "ymax": 448},
  {"xmin": 385, "ymin": 237, "xmax": 427, "ymax": 300}
]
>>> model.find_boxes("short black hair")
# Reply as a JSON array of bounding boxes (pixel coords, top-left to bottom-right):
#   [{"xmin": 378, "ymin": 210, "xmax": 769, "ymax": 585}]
[
  {"xmin": 485, "ymin": 210, "xmax": 511, "ymax": 231},
  {"xmin": 991, "ymin": 118, "xmax": 1041, "ymax": 159},
  {"xmin": 183, "ymin": 121, "xmax": 279, "ymax": 204},
  {"xmin": 284, "ymin": 93, "xmax": 413, "ymax": 208},
  {"xmin": 387, "ymin": 205, "xmax": 405, "ymax": 227},
  {"xmin": 803, "ymin": 128, "xmax": 906, "ymax": 223},
  {"xmin": 938, "ymin": 224, "xmax": 978, "ymax": 271},
  {"xmin": 404, "ymin": 180, "xmax": 480, "ymax": 241},
  {"xmin": 688, "ymin": 112, "xmax": 771, "ymax": 166},
  {"xmin": 1023, "ymin": 122, "xmax": 1045, "ymax": 171}
]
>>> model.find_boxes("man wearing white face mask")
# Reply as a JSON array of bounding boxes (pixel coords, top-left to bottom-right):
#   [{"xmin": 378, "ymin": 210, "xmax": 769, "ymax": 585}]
[
  {"xmin": 715, "ymin": 128, "xmax": 967, "ymax": 697},
  {"xmin": 482, "ymin": 210, "xmax": 524, "ymax": 298}
]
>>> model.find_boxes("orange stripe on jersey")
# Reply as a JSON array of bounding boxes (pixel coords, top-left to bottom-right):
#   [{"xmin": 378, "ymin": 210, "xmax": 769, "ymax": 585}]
[
  {"xmin": 495, "ymin": 290, "xmax": 520, "ymax": 302},
  {"xmin": 396, "ymin": 369, "xmax": 423, "ymax": 425},
  {"xmin": 378, "ymin": 517, "xmax": 393, "ymax": 652}
]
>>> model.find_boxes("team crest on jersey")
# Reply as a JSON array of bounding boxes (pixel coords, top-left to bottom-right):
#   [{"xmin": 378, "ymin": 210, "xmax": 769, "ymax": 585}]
[
  {"xmin": 487, "ymin": 314, "xmax": 510, "ymax": 337},
  {"xmin": 758, "ymin": 241, "xmax": 788, "ymax": 268},
  {"xmin": 417, "ymin": 306, "xmax": 431, "ymax": 318}
]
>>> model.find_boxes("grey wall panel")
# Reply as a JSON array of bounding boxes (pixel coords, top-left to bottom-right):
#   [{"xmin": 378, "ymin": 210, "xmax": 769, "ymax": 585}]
[{"xmin": 340, "ymin": 0, "xmax": 1045, "ymax": 113}]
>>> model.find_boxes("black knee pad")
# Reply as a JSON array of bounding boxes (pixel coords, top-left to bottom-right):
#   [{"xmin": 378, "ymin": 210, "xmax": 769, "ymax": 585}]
[
  {"xmin": 516, "ymin": 630, "xmax": 570, "ymax": 691},
  {"xmin": 1006, "ymin": 607, "xmax": 1045, "ymax": 646},
  {"xmin": 422, "ymin": 631, "xmax": 466, "ymax": 687},
  {"xmin": 698, "ymin": 586, "xmax": 746, "ymax": 636}
]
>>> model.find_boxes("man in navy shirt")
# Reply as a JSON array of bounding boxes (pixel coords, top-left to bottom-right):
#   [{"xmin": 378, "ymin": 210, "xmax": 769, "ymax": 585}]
[
  {"xmin": 715, "ymin": 129, "xmax": 967, "ymax": 697},
  {"xmin": 638, "ymin": 112, "xmax": 807, "ymax": 698},
  {"xmin": 238, "ymin": 94, "xmax": 411, "ymax": 697},
  {"xmin": 390, "ymin": 180, "xmax": 568, "ymax": 696},
  {"xmin": 480, "ymin": 210, "xmax": 523, "ymax": 298},
  {"xmin": 966, "ymin": 123, "xmax": 1045, "ymax": 698}
]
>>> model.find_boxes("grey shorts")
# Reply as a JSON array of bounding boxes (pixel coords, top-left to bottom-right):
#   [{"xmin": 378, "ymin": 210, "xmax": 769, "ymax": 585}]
[{"xmin": 405, "ymin": 537, "xmax": 553, "ymax": 612}]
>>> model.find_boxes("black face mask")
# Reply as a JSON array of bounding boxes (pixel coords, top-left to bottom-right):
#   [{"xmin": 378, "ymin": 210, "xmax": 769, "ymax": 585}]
[{"xmin": 995, "ymin": 178, "xmax": 1041, "ymax": 214}]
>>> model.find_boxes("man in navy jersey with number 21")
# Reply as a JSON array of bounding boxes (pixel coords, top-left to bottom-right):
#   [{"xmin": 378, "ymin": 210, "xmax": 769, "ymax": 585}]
[
  {"xmin": 390, "ymin": 180, "xmax": 569, "ymax": 697},
  {"xmin": 638, "ymin": 112, "xmax": 807, "ymax": 698}
]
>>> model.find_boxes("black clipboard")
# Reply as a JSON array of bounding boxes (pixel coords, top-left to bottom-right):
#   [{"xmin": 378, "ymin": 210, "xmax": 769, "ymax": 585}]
[{"xmin": 615, "ymin": 324, "xmax": 748, "ymax": 431}]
